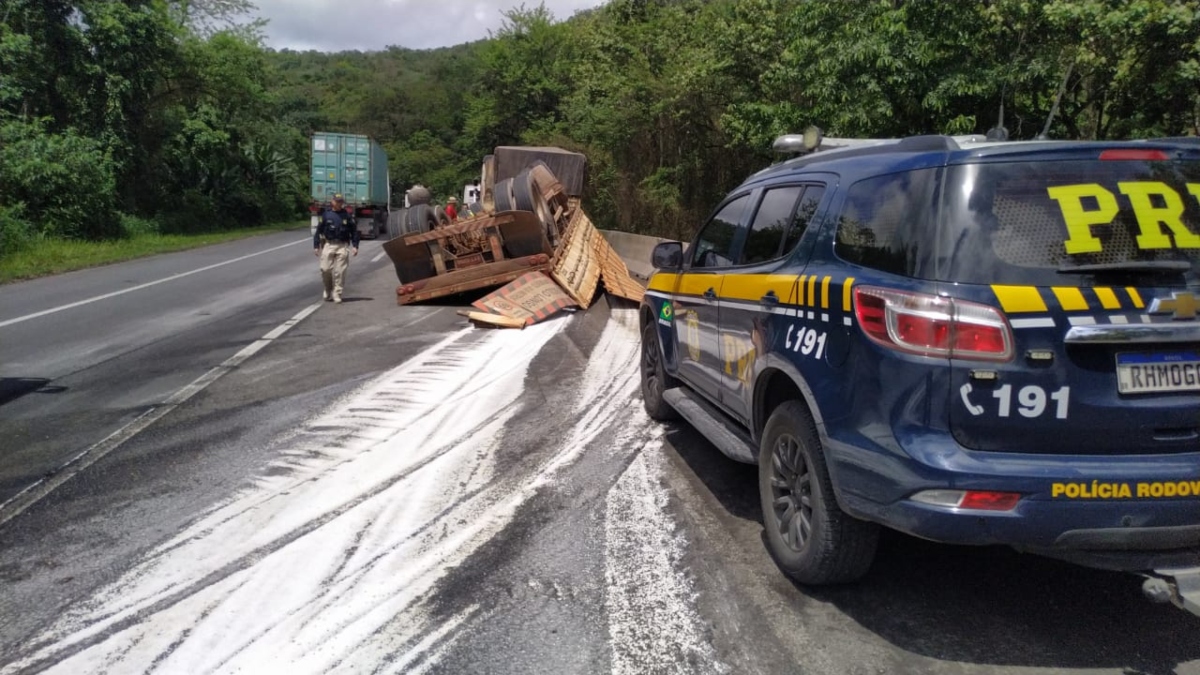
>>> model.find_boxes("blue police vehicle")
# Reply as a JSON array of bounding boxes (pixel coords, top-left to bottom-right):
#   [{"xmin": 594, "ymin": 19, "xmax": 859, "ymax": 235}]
[{"xmin": 639, "ymin": 129, "xmax": 1200, "ymax": 615}]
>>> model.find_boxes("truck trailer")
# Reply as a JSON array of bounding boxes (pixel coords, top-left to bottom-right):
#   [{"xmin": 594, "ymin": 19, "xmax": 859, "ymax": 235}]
[{"xmin": 310, "ymin": 132, "xmax": 390, "ymax": 239}]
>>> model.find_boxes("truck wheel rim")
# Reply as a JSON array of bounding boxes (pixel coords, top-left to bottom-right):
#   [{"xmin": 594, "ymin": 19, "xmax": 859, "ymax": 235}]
[{"xmin": 770, "ymin": 434, "xmax": 812, "ymax": 553}]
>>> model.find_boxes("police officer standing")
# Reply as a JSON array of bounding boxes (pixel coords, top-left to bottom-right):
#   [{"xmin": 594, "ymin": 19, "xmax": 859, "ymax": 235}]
[{"xmin": 314, "ymin": 193, "xmax": 359, "ymax": 303}]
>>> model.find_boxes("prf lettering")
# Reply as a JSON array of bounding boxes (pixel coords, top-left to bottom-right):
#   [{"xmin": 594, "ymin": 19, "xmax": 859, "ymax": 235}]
[
  {"xmin": 721, "ymin": 335, "xmax": 754, "ymax": 385},
  {"xmin": 1050, "ymin": 480, "xmax": 1200, "ymax": 499},
  {"xmin": 1047, "ymin": 182, "xmax": 1200, "ymax": 254}
]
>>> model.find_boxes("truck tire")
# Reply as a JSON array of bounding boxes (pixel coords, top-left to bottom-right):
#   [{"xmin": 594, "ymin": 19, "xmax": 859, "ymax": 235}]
[
  {"xmin": 404, "ymin": 204, "xmax": 437, "ymax": 234},
  {"xmin": 386, "ymin": 209, "xmax": 404, "ymax": 239},
  {"xmin": 494, "ymin": 178, "xmax": 515, "ymax": 212},
  {"xmin": 758, "ymin": 400, "xmax": 879, "ymax": 585},
  {"xmin": 640, "ymin": 322, "xmax": 679, "ymax": 421},
  {"xmin": 434, "ymin": 205, "xmax": 450, "ymax": 227},
  {"xmin": 513, "ymin": 169, "xmax": 559, "ymax": 243}
]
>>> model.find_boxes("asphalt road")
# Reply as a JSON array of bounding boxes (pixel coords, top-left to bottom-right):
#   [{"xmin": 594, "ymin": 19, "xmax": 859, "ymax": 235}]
[{"xmin": 0, "ymin": 232, "xmax": 1197, "ymax": 674}]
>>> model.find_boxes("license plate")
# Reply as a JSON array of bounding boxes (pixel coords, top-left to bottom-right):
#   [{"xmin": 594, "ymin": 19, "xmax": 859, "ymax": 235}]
[{"xmin": 1116, "ymin": 352, "xmax": 1200, "ymax": 394}]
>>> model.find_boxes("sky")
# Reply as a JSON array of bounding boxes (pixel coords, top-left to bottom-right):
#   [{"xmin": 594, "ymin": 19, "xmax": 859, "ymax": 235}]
[{"xmin": 252, "ymin": 0, "xmax": 609, "ymax": 52}]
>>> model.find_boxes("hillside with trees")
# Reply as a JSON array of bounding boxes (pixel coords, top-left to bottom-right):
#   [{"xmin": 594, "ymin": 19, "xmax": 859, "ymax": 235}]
[{"xmin": 3, "ymin": 0, "xmax": 1200, "ymax": 257}]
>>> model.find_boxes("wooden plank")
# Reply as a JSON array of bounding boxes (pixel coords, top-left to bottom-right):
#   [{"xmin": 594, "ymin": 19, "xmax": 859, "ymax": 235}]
[
  {"xmin": 403, "ymin": 213, "xmax": 514, "ymax": 244},
  {"xmin": 550, "ymin": 208, "xmax": 602, "ymax": 309},
  {"xmin": 396, "ymin": 255, "xmax": 551, "ymax": 305},
  {"xmin": 470, "ymin": 271, "xmax": 577, "ymax": 326},
  {"xmin": 429, "ymin": 240, "xmax": 447, "ymax": 275},
  {"xmin": 594, "ymin": 234, "xmax": 646, "ymax": 303},
  {"xmin": 458, "ymin": 310, "xmax": 528, "ymax": 329}
]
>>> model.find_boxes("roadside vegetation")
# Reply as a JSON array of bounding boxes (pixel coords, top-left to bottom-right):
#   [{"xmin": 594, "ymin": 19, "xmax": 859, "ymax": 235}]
[
  {"xmin": 0, "ymin": 221, "xmax": 308, "ymax": 283},
  {"xmin": 3, "ymin": 0, "xmax": 1199, "ymax": 265}
]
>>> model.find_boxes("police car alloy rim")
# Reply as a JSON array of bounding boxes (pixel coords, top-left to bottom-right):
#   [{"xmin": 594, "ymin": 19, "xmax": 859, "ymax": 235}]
[
  {"xmin": 641, "ymin": 334, "xmax": 663, "ymax": 400},
  {"xmin": 769, "ymin": 433, "xmax": 813, "ymax": 552}
]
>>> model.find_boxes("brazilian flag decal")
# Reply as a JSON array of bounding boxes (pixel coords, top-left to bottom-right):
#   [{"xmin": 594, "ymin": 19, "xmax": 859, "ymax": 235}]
[{"xmin": 660, "ymin": 302, "xmax": 674, "ymax": 321}]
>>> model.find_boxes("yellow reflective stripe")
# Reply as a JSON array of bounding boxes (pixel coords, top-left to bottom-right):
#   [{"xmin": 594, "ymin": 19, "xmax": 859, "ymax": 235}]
[
  {"xmin": 807, "ymin": 276, "xmax": 818, "ymax": 308},
  {"xmin": 721, "ymin": 274, "xmax": 796, "ymax": 303},
  {"xmin": 992, "ymin": 285, "xmax": 1048, "ymax": 313},
  {"xmin": 820, "ymin": 276, "xmax": 832, "ymax": 309},
  {"xmin": 1094, "ymin": 287, "xmax": 1121, "ymax": 310},
  {"xmin": 677, "ymin": 273, "xmax": 719, "ymax": 297},
  {"xmin": 1052, "ymin": 287, "xmax": 1089, "ymax": 312},
  {"xmin": 647, "ymin": 273, "xmax": 679, "ymax": 293},
  {"xmin": 842, "ymin": 277, "xmax": 855, "ymax": 311},
  {"xmin": 1127, "ymin": 287, "xmax": 1145, "ymax": 309},
  {"xmin": 798, "ymin": 275, "xmax": 808, "ymax": 305}
]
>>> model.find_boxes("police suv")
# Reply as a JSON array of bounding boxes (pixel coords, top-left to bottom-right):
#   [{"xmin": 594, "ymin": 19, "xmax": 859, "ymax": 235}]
[{"xmin": 639, "ymin": 131, "xmax": 1200, "ymax": 613}]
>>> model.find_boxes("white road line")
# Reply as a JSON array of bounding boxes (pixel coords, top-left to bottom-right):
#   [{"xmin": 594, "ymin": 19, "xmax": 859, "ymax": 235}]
[
  {"xmin": 371, "ymin": 250, "xmax": 387, "ymax": 263},
  {"xmin": 0, "ymin": 302, "xmax": 323, "ymax": 528},
  {"xmin": 0, "ymin": 239, "xmax": 309, "ymax": 329}
]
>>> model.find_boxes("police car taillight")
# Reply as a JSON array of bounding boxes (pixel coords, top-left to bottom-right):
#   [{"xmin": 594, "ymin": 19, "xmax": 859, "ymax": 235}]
[
  {"xmin": 911, "ymin": 489, "xmax": 1021, "ymax": 511},
  {"xmin": 854, "ymin": 287, "xmax": 1013, "ymax": 361}
]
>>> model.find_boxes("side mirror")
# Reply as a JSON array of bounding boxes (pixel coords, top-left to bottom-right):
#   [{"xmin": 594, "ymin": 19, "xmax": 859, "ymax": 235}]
[{"xmin": 651, "ymin": 241, "xmax": 683, "ymax": 270}]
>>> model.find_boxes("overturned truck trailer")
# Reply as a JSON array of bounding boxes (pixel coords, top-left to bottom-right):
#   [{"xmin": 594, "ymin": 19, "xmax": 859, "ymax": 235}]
[{"xmin": 383, "ymin": 148, "xmax": 597, "ymax": 306}]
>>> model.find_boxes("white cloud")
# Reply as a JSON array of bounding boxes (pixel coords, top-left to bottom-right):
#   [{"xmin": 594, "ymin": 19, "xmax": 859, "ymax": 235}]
[{"xmin": 251, "ymin": 0, "xmax": 607, "ymax": 52}]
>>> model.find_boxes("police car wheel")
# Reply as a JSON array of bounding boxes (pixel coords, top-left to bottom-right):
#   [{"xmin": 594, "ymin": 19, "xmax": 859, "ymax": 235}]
[
  {"xmin": 759, "ymin": 401, "xmax": 878, "ymax": 585},
  {"xmin": 640, "ymin": 322, "xmax": 678, "ymax": 421}
]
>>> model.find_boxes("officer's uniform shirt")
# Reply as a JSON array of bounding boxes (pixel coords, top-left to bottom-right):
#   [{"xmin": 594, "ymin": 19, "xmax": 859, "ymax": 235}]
[{"xmin": 314, "ymin": 207, "xmax": 360, "ymax": 248}]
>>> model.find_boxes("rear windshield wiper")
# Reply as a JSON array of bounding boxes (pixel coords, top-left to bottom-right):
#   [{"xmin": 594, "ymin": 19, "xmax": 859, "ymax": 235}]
[{"xmin": 1056, "ymin": 260, "xmax": 1193, "ymax": 275}]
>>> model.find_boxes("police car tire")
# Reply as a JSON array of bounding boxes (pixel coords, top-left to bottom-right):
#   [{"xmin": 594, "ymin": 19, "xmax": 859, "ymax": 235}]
[
  {"xmin": 640, "ymin": 322, "xmax": 679, "ymax": 421},
  {"xmin": 758, "ymin": 401, "xmax": 878, "ymax": 585}
]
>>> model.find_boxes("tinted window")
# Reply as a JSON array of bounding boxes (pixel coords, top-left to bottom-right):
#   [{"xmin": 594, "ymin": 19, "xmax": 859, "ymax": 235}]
[
  {"xmin": 742, "ymin": 187, "xmax": 803, "ymax": 264},
  {"xmin": 691, "ymin": 195, "xmax": 749, "ymax": 268},
  {"xmin": 783, "ymin": 185, "xmax": 825, "ymax": 257},
  {"xmin": 835, "ymin": 169, "xmax": 939, "ymax": 276},
  {"xmin": 938, "ymin": 160, "xmax": 1200, "ymax": 285}
]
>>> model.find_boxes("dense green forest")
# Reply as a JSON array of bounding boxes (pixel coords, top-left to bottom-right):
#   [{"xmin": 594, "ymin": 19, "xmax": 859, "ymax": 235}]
[{"xmin": 3, "ymin": 0, "xmax": 1200, "ymax": 257}]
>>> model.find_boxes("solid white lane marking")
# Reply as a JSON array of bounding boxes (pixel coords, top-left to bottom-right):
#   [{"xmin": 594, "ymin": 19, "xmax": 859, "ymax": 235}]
[
  {"xmin": 0, "ymin": 302, "xmax": 323, "ymax": 528},
  {"xmin": 0, "ymin": 239, "xmax": 309, "ymax": 329},
  {"xmin": 371, "ymin": 250, "xmax": 387, "ymax": 263}
]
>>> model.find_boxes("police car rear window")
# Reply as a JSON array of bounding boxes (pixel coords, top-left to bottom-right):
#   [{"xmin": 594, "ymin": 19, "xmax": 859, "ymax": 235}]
[
  {"xmin": 834, "ymin": 168, "xmax": 939, "ymax": 276},
  {"xmin": 937, "ymin": 159, "xmax": 1200, "ymax": 286}
]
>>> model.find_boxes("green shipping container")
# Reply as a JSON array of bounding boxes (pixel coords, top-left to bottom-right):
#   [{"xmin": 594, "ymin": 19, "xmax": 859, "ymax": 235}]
[{"xmin": 310, "ymin": 132, "xmax": 389, "ymax": 206}]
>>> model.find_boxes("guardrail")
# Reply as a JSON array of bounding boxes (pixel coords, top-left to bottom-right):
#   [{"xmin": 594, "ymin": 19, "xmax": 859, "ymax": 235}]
[{"xmin": 599, "ymin": 230, "xmax": 678, "ymax": 285}]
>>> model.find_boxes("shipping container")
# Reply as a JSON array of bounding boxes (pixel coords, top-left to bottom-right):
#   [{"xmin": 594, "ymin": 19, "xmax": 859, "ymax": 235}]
[
  {"xmin": 310, "ymin": 132, "xmax": 389, "ymax": 207},
  {"xmin": 311, "ymin": 132, "xmax": 391, "ymax": 238}
]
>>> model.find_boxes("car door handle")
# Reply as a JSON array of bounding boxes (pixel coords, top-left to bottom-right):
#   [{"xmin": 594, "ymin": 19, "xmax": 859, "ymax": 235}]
[
  {"xmin": 760, "ymin": 291, "xmax": 779, "ymax": 306},
  {"xmin": 704, "ymin": 288, "xmax": 717, "ymax": 300}
]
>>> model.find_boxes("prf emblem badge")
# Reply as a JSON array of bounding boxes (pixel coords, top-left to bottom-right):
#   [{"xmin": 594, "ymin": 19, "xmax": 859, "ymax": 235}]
[
  {"xmin": 660, "ymin": 302, "xmax": 674, "ymax": 322},
  {"xmin": 1149, "ymin": 292, "xmax": 1199, "ymax": 321}
]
